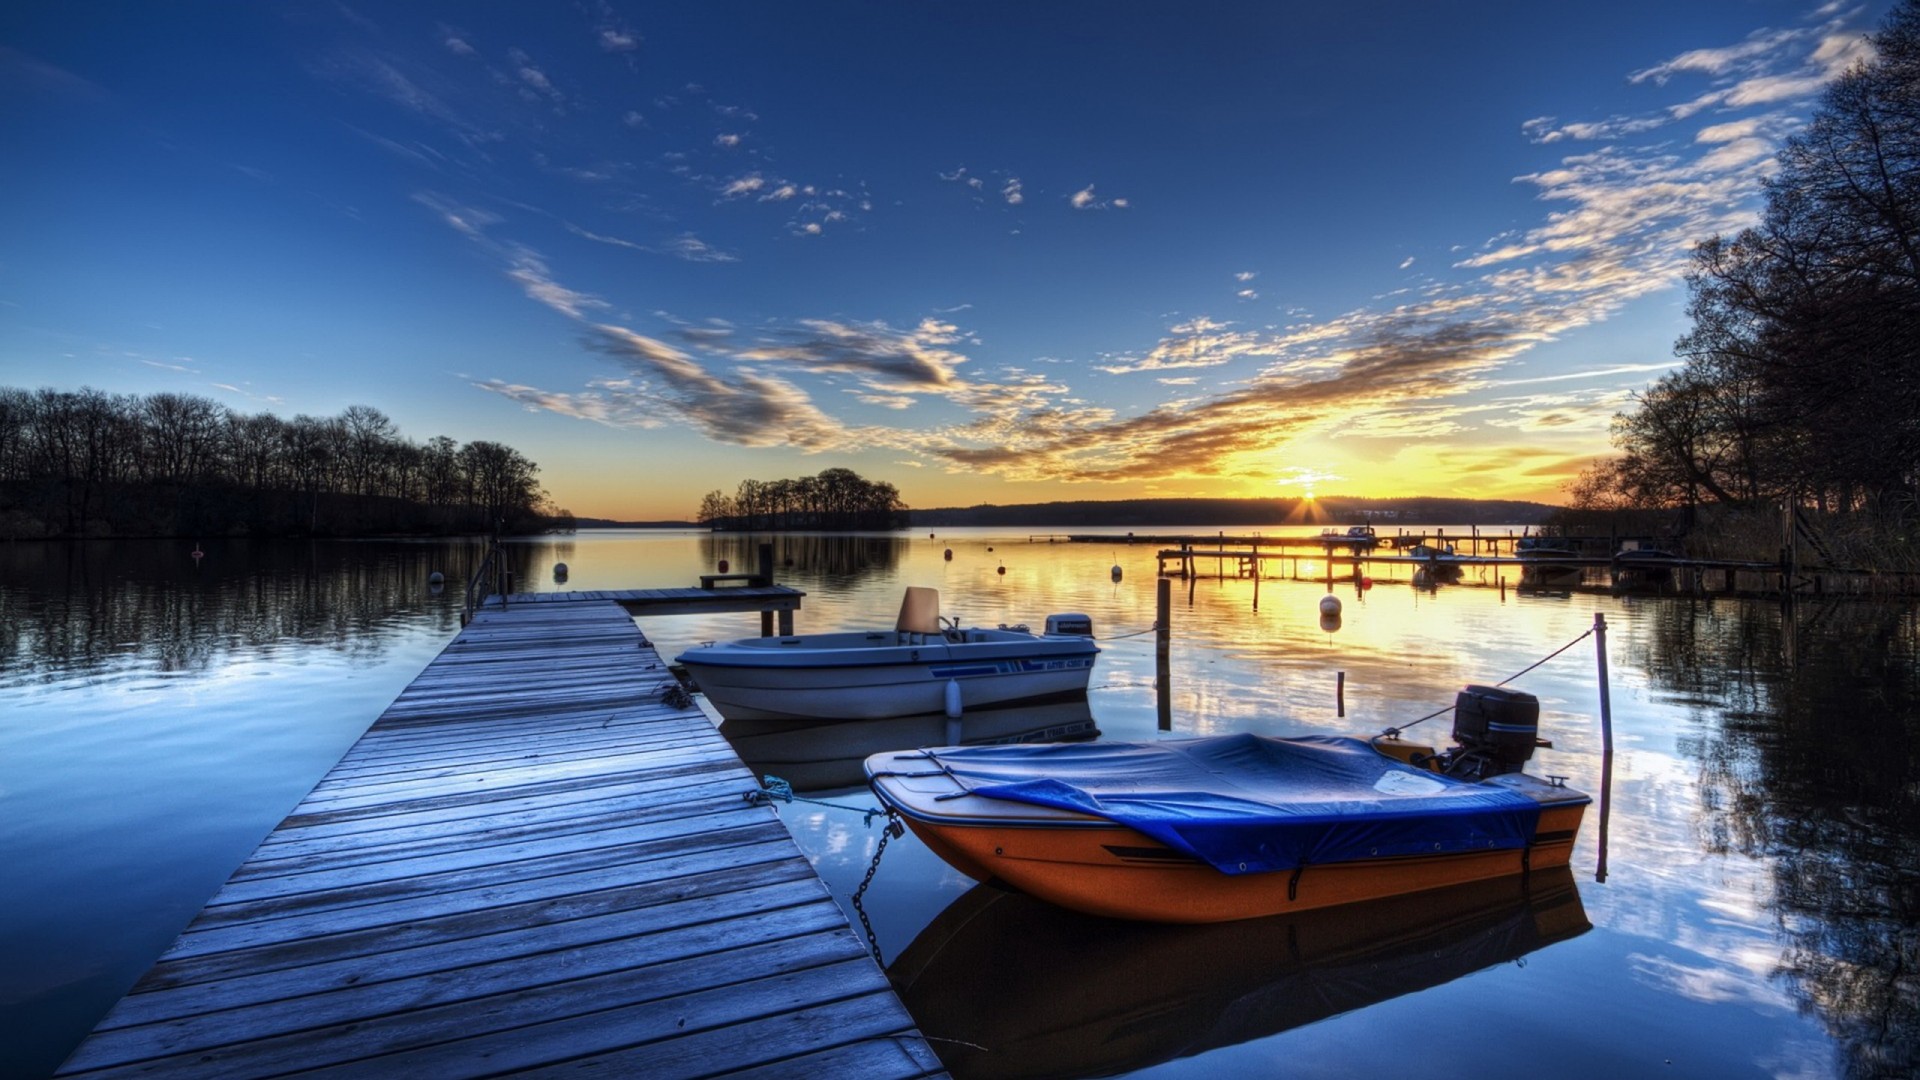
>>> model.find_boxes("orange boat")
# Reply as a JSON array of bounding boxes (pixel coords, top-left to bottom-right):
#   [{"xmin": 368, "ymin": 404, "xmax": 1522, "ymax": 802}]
[{"xmin": 865, "ymin": 686, "xmax": 1589, "ymax": 924}]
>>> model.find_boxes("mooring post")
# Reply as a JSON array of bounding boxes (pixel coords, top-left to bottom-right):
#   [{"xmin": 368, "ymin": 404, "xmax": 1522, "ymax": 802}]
[
  {"xmin": 1594, "ymin": 611, "xmax": 1613, "ymax": 884},
  {"xmin": 1156, "ymin": 577, "xmax": 1172, "ymax": 731},
  {"xmin": 1336, "ymin": 671, "xmax": 1346, "ymax": 717},
  {"xmin": 757, "ymin": 542, "xmax": 777, "ymax": 636},
  {"xmin": 1156, "ymin": 577, "xmax": 1171, "ymax": 660}
]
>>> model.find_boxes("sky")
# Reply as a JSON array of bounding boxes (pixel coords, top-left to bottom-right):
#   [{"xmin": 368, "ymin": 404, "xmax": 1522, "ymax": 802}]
[{"xmin": 0, "ymin": 2, "xmax": 1893, "ymax": 520}]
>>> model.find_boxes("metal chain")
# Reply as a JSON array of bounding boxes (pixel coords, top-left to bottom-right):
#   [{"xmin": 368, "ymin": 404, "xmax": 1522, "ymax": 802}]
[{"xmin": 850, "ymin": 808, "xmax": 904, "ymax": 967}]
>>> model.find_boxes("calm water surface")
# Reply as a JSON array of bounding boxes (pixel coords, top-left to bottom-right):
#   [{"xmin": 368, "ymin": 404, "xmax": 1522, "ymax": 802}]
[{"xmin": 3, "ymin": 529, "xmax": 1916, "ymax": 1079}]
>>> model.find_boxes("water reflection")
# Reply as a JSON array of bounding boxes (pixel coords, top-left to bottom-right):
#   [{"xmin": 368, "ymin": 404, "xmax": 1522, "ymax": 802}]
[
  {"xmin": 893, "ymin": 868, "xmax": 1589, "ymax": 1080},
  {"xmin": 1644, "ymin": 599, "xmax": 1920, "ymax": 1079},
  {"xmin": 721, "ymin": 698, "xmax": 1099, "ymax": 794},
  {"xmin": 0, "ymin": 539, "xmax": 472, "ymax": 685}
]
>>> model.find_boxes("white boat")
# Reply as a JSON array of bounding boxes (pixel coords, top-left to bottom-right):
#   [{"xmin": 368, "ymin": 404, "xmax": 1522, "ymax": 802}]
[{"xmin": 675, "ymin": 587, "xmax": 1099, "ymax": 722}]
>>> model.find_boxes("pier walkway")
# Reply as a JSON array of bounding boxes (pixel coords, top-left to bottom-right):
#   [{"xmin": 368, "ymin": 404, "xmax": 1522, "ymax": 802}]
[{"xmin": 59, "ymin": 598, "xmax": 943, "ymax": 1079}]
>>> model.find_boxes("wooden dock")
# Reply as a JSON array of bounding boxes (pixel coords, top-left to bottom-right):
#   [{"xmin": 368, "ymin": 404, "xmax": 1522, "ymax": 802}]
[{"xmin": 58, "ymin": 597, "xmax": 944, "ymax": 1079}]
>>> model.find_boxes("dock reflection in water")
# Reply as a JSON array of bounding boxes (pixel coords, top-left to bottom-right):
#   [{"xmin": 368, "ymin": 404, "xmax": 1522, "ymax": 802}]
[
  {"xmin": 890, "ymin": 868, "xmax": 1589, "ymax": 1080},
  {"xmin": 719, "ymin": 697, "xmax": 1100, "ymax": 794}
]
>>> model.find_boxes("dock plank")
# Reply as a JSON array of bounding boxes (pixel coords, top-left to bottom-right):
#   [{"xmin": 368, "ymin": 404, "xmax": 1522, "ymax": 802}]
[{"xmin": 58, "ymin": 598, "xmax": 942, "ymax": 1079}]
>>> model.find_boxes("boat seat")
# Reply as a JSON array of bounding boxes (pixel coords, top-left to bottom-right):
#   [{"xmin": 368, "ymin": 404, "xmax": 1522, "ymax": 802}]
[{"xmin": 896, "ymin": 586, "xmax": 942, "ymax": 635}]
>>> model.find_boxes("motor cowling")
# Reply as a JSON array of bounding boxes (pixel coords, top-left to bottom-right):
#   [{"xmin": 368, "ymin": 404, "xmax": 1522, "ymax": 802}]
[
  {"xmin": 1452, "ymin": 685, "xmax": 1541, "ymax": 766},
  {"xmin": 1044, "ymin": 613, "xmax": 1094, "ymax": 637}
]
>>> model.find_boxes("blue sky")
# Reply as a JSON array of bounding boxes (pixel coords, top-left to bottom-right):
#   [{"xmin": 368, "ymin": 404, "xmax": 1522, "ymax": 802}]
[{"xmin": 0, "ymin": 2, "xmax": 1890, "ymax": 518}]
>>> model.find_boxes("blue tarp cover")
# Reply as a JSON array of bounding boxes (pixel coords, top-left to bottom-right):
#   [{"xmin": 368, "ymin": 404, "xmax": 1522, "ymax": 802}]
[{"xmin": 928, "ymin": 734, "xmax": 1541, "ymax": 875}]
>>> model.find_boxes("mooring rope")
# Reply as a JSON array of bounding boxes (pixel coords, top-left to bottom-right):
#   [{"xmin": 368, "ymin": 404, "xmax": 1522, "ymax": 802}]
[
  {"xmin": 744, "ymin": 774, "xmax": 903, "ymax": 964},
  {"xmin": 743, "ymin": 775, "xmax": 891, "ymax": 827},
  {"xmin": 1377, "ymin": 625, "xmax": 1597, "ymax": 739},
  {"xmin": 1095, "ymin": 621, "xmax": 1163, "ymax": 641}
]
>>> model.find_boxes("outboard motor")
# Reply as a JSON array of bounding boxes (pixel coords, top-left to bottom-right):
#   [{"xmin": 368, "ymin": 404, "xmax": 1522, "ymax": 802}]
[
  {"xmin": 1044, "ymin": 613, "xmax": 1094, "ymax": 637},
  {"xmin": 1443, "ymin": 685, "xmax": 1542, "ymax": 779}
]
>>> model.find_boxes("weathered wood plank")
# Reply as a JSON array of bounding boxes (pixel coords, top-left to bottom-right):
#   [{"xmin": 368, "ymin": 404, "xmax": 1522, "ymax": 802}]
[{"xmin": 67, "ymin": 893, "xmax": 852, "ymax": 1069}]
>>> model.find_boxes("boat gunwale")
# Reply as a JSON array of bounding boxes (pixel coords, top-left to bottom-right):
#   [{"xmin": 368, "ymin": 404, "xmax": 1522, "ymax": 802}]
[{"xmin": 679, "ymin": 637, "xmax": 1099, "ymax": 670}]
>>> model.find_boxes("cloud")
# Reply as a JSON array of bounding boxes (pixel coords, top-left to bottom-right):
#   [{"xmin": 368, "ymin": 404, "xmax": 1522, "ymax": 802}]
[
  {"xmin": 1070, "ymin": 184, "xmax": 1129, "ymax": 210},
  {"xmin": 737, "ymin": 318, "xmax": 970, "ymax": 392},
  {"xmin": 1398, "ymin": 256, "xmax": 1415, "ymax": 269},
  {"xmin": 720, "ymin": 173, "xmax": 766, "ymax": 197},
  {"xmin": 566, "ymin": 223, "xmax": 740, "ymax": 263},
  {"xmin": 507, "ymin": 246, "xmax": 608, "ymax": 317},
  {"xmin": 660, "ymin": 233, "xmax": 739, "ymax": 263},
  {"xmin": 1003, "ymin": 177, "xmax": 1024, "ymax": 204},
  {"xmin": 598, "ymin": 29, "xmax": 639, "ymax": 52},
  {"xmin": 1235, "ymin": 271, "xmax": 1257, "ymax": 282}
]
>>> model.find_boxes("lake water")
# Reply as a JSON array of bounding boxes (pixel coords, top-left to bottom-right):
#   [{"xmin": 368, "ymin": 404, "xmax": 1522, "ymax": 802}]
[{"xmin": 3, "ymin": 529, "xmax": 1916, "ymax": 1079}]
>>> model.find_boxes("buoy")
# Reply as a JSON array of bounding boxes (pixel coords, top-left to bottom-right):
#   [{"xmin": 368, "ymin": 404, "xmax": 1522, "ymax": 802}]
[
  {"xmin": 1320, "ymin": 611, "xmax": 1342, "ymax": 633},
  {"xmin": 944, "ymin": 679, "xmax": 963, "ymax": 718},
  {"xmin": 428, "ymin": 570, "xmax": 445, "ymax": 585},
  {"xmin": 190, "ymin": 544, "xmax": 204, "ymax": 563},
  {"xmin": 718, "ymin": 559, "xmax": 729, "ymax": 573},
  {"xmin": 987, "ymin": 546, "xmax": 994, "ymax": 552},
  {"xmin": 997, "ymin": 563, "xmax": 1006, "ymax": 576},
  {"xmin": 1361, "ymin": 576, "xmax": 1373, "ymax": 590},
  {"xmin": 944, "ymin": 548, "xmax": 953, "ymax": 561},
  {"xmin": 553, "ymin": 562, "xmax": 568, "ymax": 580},
  {"xmin": 1111, "ymin": 564, "xmax": 1123, "ymax": 582},
  {"xmin": 929, "ymin": 532, "xmax": 935, "ymax": 539},
  {"xmin": 1320, "ymin": 595, "xmax": 1342, "ymax": 615}
]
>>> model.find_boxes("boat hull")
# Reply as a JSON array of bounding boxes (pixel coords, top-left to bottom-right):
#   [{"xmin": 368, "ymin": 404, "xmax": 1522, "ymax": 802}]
[
  {"xmin": 869, "ymin": 752, "xmax": 1588, "ymax": 923},
  {"xmin": 679, "ymin": 630, "xmax": 1098, "ymax": 722}
]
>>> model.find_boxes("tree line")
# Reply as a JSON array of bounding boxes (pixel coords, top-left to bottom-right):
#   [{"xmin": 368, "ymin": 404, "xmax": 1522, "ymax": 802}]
[
  {"xmin": 1572, "ymin": 0, "xmax": 1919, "ymax": 558},
  {"xmin": 0, "ymin": 386, "xmax": 569, "ymax": 538},
  {"xmin": 697, "ymin": 468, "xmax": 907, "ymax": 531}
]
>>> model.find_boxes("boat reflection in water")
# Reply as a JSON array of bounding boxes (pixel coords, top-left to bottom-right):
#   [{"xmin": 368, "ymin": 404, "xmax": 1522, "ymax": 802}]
[
  {"xmin": 890, "ymin": 868, "xmax": 1589, "ymax": 1080},
  {"xmin": 719, "ymin": 697, "xmax": 1100, "ymax": 793}
]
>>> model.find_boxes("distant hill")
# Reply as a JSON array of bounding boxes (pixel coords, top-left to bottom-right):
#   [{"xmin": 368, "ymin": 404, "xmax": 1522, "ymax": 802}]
[
  {"xmin": 908, "ymin": 496, "xmax": 1557, "ymax": 528},
  {"xmin": 573, "ymin": 518, "xmax": 699, "ymax": 529}
]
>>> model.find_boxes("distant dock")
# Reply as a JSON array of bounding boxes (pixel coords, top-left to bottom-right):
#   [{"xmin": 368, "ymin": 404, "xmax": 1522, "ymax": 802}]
[
  {"xmin": 1071, "ymin": 530, "xmax": 1920, "ymax": 599},
  {"xmin": 59, "ymin": 588, "xmax": 945, "ymax": 1079}
]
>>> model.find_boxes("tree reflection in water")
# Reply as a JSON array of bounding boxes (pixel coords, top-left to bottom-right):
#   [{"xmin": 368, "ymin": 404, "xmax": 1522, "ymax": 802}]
[
  {"xmin": 1640, "ymin": 598, "xmax": 1920, "ymax": 1079},
  {"xmin": 0, "ymin": 539, "xmax": 471, "ymax": 684}
]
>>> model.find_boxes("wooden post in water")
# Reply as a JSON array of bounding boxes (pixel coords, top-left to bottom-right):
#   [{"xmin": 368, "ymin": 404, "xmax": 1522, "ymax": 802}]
[
  {"xmin": 1594, "ymin": 611, "xmax": 1613, "ymax": 884},
  {"xmin": 1336, "ymin": 671, "xmax": 1346, "ymax": 718},
  {"xmin": 1156, "ymin": 577, "xmax": 1172, "ymax": 731},
  {"xmin": 759, "ymin": 542, "xmax": 776, "ymax": 636}
]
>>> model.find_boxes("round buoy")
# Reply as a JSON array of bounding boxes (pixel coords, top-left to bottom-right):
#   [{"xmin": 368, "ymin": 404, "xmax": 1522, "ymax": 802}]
[
  {"xmin": 997, "ymin": 564, "xmax": 1006, "ymax": 576},
  {"xmin": 1320, "ymin": 611, "xmax": 1342, "ymax": 633},
  {"xmin": 1319, "ymin": 595, "xmax": 1342, "ymax": 616},
  {"xmin": 944, "ymin": 548, "xmax": 953, "ymax": 561},
  {"xmin": 428, "ymin": 570, "xmax": 445, "ymax": 585},
  {"xmin": 929, "ymin": 532, "xmax": 935, "ymax": 539},
  {"xmin": 1111, "ymin": 564, "xmax": 1123, "ymax": 582},
  {"xmin": 987, "ymin": 546, "xmax": 994, "ymax": 552},
  {"xmin": 1361, "ymin": 576, "xmax": 1373, "ymax": 590},
  {"xmin": 553, "ymin": 562, "xmax": 568, "ymax": 580},
  {"xmin": 190, "ymin": 544, "xmax": 204, "ymax": 563},
  {"xmin": 718, "ymin": 559, "xmax": 729, "ymax": 573}
]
